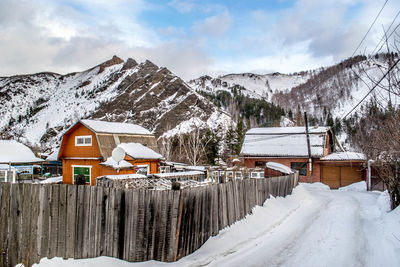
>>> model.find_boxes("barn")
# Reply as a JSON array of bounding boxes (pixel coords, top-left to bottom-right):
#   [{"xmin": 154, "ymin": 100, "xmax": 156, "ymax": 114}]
[
  {"xmin": 58, "ymin": 119, "xmax": 163, "ymax": 185},
  {"xmin": 240, "ymin": 126, "xmax": 366, "ymax": 188}
]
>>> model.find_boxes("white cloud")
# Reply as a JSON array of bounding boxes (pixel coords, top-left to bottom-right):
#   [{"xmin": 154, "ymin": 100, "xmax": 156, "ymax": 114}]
[
  {"xmin": 168, "ymin": 0, "xmax": 196, "ymax": 13},
  {"xmin": 192, "ymin": 11, "xmax": 232, "ymax": 37}
]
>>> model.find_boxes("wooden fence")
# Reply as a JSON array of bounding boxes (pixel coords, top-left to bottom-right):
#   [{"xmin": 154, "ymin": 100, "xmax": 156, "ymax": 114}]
[{"xmin": 0, "ymin": 173, "xmax": 298, "ymax": 266}]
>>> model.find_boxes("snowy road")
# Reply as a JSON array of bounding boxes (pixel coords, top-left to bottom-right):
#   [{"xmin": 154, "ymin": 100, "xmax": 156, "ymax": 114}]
[{"xmin": 35, "ymin": 182, "xmax": 400, "ymax": 267}]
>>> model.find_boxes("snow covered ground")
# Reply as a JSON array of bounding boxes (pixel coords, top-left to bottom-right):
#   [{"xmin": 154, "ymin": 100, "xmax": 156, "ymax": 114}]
[{"xmin": 32, "ymin": 182, "xmax": 400, "ymax": 267}]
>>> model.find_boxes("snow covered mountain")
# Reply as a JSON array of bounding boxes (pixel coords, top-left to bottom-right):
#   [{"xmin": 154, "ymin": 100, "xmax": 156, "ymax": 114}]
[
  {"xmin": 188, "ymin": 72, "xmax": 312, "ymax": 101},
  {"xmin": 0, "ymin": 56, "xmax": 232, "ymax": 150},
  {"xmin": 189, "ymin": 55, "xmax": 398, "ymax": 122}
]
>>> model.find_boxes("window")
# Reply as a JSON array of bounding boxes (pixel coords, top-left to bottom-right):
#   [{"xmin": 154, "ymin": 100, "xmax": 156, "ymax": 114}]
[
  {"xmin": 75, "ymin": 135, "xmax": 92, "ymax": 146},
  {"xmin": 136, "ymin": 165, "xmax": 149, "ymax": 176},
  {"xmin": 0, "ymin": 171, "xmax": 5, "ymax": 182},
  {"xmin": 255, "ymin": 161, "xmax": 266, "ymax": 167},
  {"xmin": 291, "ymin": 162, "xmax": 307, "ymax": 176},
  {"xmin": 72, "ymin": 165, "xmax": 91, "ymax": 184}
]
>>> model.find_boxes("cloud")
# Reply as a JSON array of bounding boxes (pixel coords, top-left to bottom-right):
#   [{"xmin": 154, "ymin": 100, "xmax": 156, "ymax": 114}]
[
  {"xmin": 168, "ymin": 0, "xmax": 196, "ymax": 13},
  {"xmin": 192, "ymin": 11, "xmax": 232, "ymax": 37}
]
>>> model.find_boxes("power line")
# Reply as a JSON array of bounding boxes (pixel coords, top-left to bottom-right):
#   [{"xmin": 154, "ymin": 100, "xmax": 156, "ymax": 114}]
[
  {"xmin": 350, "ymin": 0, "xmax": 390, "ymax": 58},
  {"xmin": 370, "ymin": 10, "xmax": 400, "ymax": 56},
  {"xmin": 342, "ymin": 57, "xmax": 400, "ymax": 120}
]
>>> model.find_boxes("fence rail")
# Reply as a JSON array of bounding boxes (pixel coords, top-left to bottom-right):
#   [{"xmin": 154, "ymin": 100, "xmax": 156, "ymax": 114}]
[{"xmin": 0, "ymin": 173, "xmax": 298, "ymax": 266}]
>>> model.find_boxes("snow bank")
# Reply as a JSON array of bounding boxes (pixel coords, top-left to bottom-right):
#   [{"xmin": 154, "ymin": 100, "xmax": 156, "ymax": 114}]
[
  {"xmin": 300, "ymin": 182, "xmax": 330, "ymax": 191},
  {"xmin": 338, "ymin": 181, "xmax": 367, "ymax": 192}
]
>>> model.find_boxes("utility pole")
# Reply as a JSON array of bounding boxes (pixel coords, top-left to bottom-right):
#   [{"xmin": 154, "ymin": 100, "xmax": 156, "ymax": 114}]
[{"xmin": 304, "ymin": 112, "xmax": 312, "ymax": 183}]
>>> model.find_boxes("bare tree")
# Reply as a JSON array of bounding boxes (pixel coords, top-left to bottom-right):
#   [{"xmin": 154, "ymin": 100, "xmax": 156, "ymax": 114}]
[{"xmin": 180, "ymin": 127, "xmax": 206, "ymax": 166}]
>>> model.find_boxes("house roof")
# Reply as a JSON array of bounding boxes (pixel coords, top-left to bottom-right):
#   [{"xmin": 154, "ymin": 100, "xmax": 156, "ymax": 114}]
[
  {"xmin": 58, "ymin": 119, "xmax": 159, "ymax": 160},
  {"xmin": 153, "ymin": 171, "xmax": 204, "ymax": 178},
  {"xmin": 240, "ymin": 126, "xmax": 332, "ymax": 158},
  {"xmin": 321, "ymin": 152, "xmax": 366, "ymax": 161},
  {"xmin": 80, "ymin": 119, "xmax": 152, "ymax": 135},
  {"xmin": 118, "ymin": 142, "xmax": 163, "ymax": 160},
  {"xmin": 0, "ymin": 140, "xmax": 44, "ymax": 164}
]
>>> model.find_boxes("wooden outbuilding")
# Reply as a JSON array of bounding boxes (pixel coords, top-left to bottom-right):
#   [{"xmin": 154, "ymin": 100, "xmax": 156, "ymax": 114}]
[
  {"xmin": 240, "ymin": 126, "xmax": 366, "ymax": 188},
  {"xmin": 58, "ymin": 119, "xmax": 162, "ymax": 185}
]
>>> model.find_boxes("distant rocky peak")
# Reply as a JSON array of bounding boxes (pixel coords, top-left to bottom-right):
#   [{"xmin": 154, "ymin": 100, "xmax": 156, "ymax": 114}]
[
  {"xmin": 98, "ymin": 55, "xmax": 124, "ymax": 73},
  {"xmin": 122, "ymin": 58, "xmax": 138, "ymax": 71}
]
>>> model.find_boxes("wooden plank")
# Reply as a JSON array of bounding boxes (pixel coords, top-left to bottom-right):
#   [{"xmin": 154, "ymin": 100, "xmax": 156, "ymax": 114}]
[
  {"xmin": 128, "ymin": 189, "xmax": 139, "ymax": 261},
  {"xmin": 93, "ymin": 185, "xmax": 103, "ymax": 257},
  {"xmin": 74, "ymin": 185, "xmax": 85, "ymax": 259},
  {"xmin": 40, "ymin": 185, "xmax": 51, "ymax": 263},
  {"xmin": 201, "ymin": 187, "xmax": 208, "ymax": 247},
  {"xmin": 57, "ymin": 185, "xmax": 67, "ymax": 259},
  {"xmin": 65, "ymin": 185, "xmax": 77, "ymax": 259},
  {"xmin": 28, "ymin": 185, "xmax": 40, "ymax": 266},
  {"xmin": 8, "ymin": 184, "xmax": 18, "ymax": 267},
  {"xmin": 123, "ymin": 189, "xmax": 132, "ymax": 261},
  {"xmin": 143, "ymin": 190, "xmax": 154, "ymax": 260},
  {"xmin": 81, "ymin": 186, "xmax": 91, "ymax": 258},
  {"xmin": 237, "ymin": 181, "xmax": 244, "ymax": 219},
  {"xmin": 113, "ymin": 189, "xmax": 122, "ymax": 259},
  {"xmin": 162, "ymin": 190, "xmax": 172, "ymax": 262},
  {"xmin": 49, "ymin": 185, "xmax": 60, "ymax": 258},
  {"xmin": 172, "ymin": 190, "xmax": 183, "ymax": 261},
  {"xmin": 211, "ymin": 184, "xmax": 219, "ymax": 236},
  {"xmin": 87, "ymin": 186, "xmax": 96, "ymax": 258},
  {"xmin": 157, "ymin": 190, "xmax": 168, "ymax": 261},
  {"xmin": 20, "ymin": 184, "xmax": 32, "ymax": 266},
  {"xmin": 232, "ymin": 181, "xmax": 239, "ymax": 221},
  {"xmin": 135, "ymin": 189, "xmax": 146, "ymax": 261},
  {"xmin": 0, "ymin": 183, "xmax": 10, "ymax": 266},
  {"xmin": 99, "ymin": 186, "xmax": 109, "ymax": 257}
]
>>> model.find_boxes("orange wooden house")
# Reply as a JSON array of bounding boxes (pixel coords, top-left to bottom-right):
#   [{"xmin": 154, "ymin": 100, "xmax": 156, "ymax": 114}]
[{"xmin": 57, "ymin": 119, "xmax": 163, "ymax": 185}]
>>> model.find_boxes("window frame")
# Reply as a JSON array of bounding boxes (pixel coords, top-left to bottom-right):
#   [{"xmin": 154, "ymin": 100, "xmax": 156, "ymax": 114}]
[
  {"xmin": 72, "ymin": 165, "xmax": 92, "ymax": 184},
  {"xmin": 290, "ymin": 162, "xmax": 307, "ymax": 176},
  {"xmin": 75, "ymin": 135, "xmax": 92, "ymax": 146},
  {"xmin": 136, "ymin": 164, "xmax": 149, "ymax": 176}
]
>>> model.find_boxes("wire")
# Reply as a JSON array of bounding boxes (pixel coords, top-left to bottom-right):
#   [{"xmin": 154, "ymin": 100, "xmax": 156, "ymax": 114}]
[
  {"xmin": 350, "ymin": 0, "xmax": 390, "ymax": 58},
  {"xmin": 342, "ymin": 57, "xmax": 400, "ymax": 119},
  {"xmin": 370, "ymin": 10, "xmax": 400, "ymax": 56}
]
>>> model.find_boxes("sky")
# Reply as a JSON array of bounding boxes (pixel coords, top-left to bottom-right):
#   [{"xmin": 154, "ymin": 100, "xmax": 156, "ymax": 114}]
[{"xmin": 0, "ymin": 0, "xmax": 399, "ymax": 80}]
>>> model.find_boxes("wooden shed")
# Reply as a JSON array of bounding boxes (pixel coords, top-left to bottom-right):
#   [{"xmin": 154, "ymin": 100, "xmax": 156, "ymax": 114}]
[{"xmin": 58, "ymin": 119, "xmax": 163, "ymax": 185}]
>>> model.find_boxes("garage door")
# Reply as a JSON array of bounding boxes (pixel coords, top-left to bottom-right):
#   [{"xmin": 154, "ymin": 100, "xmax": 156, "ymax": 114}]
[{"xmin": 322, "ymin": 166, "xmax": 362, "ymax": 189}]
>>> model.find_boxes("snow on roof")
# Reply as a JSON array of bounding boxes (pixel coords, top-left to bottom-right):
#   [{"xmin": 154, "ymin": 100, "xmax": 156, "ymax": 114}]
[
  {"xmin": 246, "ymin": 126, "xmax": 330, "ymax": 135},
  {"xmin": 184, "ymin": 166, "xmax": 206, "ymax": 171},
  {"xmin": 0, "ymin": 140, "xmax": 44, "ymax": 163},
  {"xmin": 80, "ymin": 119, "xmax": 152, "ymax": 135},
  {"xmin": 153, "ymin": 171, "xmax": 204, "ymax": 178},
  {"xmin": 39, "ymin": 176, "xmax": 63, "ymax": 184},
  {"xmin": 321, "ymin": 152, "xmax": 366, "ymax": 161},
  {"xmin": 97, "ymin": 173, "xmax": 147, "ymax": 180},
  {"xmin": 0, "ymin": 164, "xmax": 15, "ymax": 170},
  {"xmin": 118, "ymin": 142, "xmax": 163, "ymax": 160},
  {"xmin": 241, "ymin": 128, "xmax": 327, "ymax": 157},
  {"xmin": 266, "ymin": 162, "xmax": 294, "ymax": 174},
  {"xmin": 46, "ymin": 147, "xmax": 60, "ymax": 161},
  {"xmin": 100, "ymin": 157, "xmax": 134, "ymax": 169}
]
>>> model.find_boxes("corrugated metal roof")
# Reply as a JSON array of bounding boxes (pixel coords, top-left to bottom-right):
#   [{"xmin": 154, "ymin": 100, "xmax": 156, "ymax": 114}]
[
  {"xmin": 241, "ymin": 127, "xmax": 328, "ymax": 157},
  {"xmin": 321, "ymin": 152, "xmax": 366, "ymax": 161},
  {"xmin": 81, "ymin": 119, "xmax": 152, "ymax": 135}
]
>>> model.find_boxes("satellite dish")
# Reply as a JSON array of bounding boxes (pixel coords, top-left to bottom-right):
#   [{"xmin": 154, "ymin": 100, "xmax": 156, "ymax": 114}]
[{"xmin": 112, "ymin": 147, "xmax": 126, "ymax": 163}]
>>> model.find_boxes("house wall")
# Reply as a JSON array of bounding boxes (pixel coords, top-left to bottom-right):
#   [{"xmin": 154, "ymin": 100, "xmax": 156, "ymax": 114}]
[
  {"xmin": 60, "ymin": 122, "xmax": 160, "ymax": 186},
  {"xmin": 243, "ymin": 157, "xmax": 322, "ymax": 183},
  {"xmin": 63, "ymin": 158, "xmax": 159, "ymax": 185},
  {"xmin": 59, "ymin": 123, "xmax": 101, "ymax": 158}
]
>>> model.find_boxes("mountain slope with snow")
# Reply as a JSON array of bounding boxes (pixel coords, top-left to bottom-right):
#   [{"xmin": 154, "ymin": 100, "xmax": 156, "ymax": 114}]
[{"xmin": 0, "ymin": 56, "xmax": 232, "ymax": 149}]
